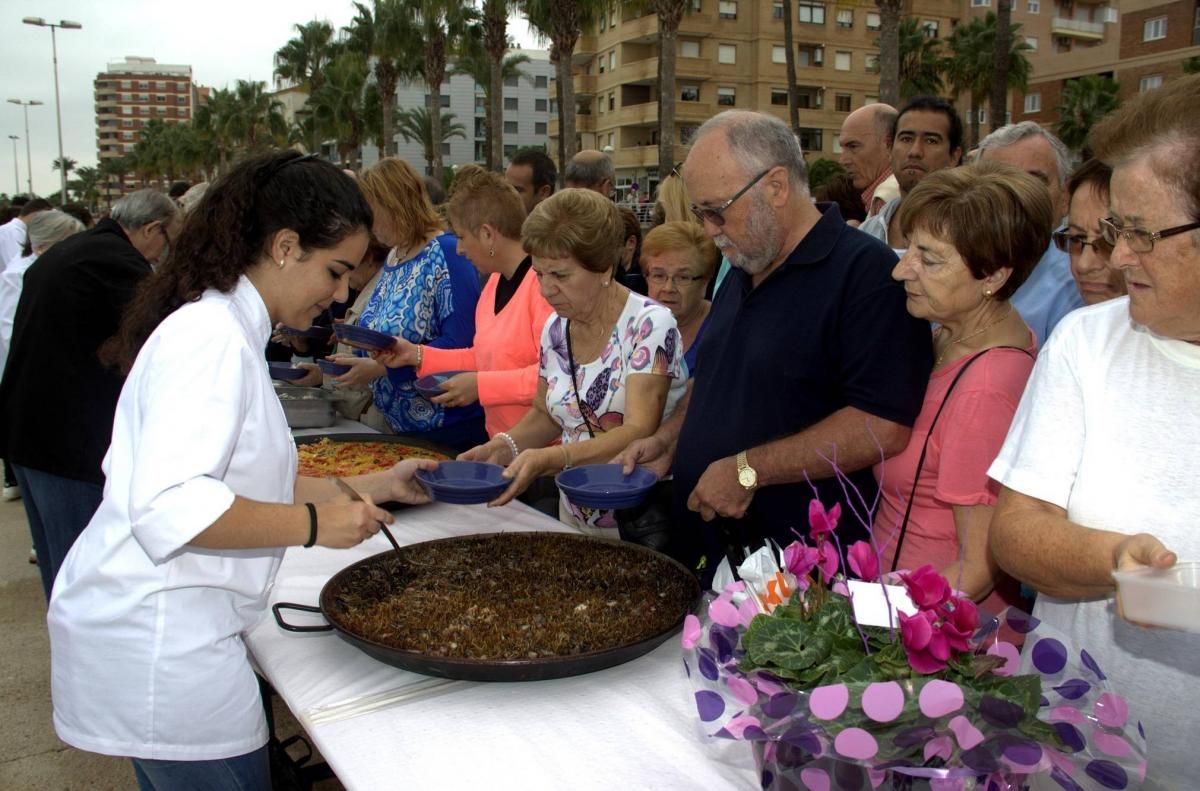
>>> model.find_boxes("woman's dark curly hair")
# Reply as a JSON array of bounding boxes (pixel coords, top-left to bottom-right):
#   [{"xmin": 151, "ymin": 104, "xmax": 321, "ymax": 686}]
[{"xmin": 105, "ymin": 150, "xmax": 373, "ymax": 372}]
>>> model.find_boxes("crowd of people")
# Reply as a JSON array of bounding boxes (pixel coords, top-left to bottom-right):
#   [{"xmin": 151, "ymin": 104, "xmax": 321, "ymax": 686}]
[{"xmin": 0, "ymin": 72, "xmax": 1194, "ymax": 789}]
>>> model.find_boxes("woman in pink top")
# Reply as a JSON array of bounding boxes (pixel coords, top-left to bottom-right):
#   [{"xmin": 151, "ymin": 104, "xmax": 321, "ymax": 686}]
[
  {"xmin": 873, "ymin": 162, "xmax": 1054, "ymax": 618},
  {"xmin": 374, "ymin": 166, "xmax": 553, "ymax": 438}
]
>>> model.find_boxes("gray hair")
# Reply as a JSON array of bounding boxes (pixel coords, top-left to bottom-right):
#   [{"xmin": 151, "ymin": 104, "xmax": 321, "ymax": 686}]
[
  {"xmin": 978, "ymin": 122, "xmax": 1075, "ymax": 185},
  {"xmin": 689, "ymin": 111, "xmax": 809, "ymax": 193},
  {"xmin": 110, "ymin": 189, "xmax": 178, "ymax": 230},
  {"xmin": 564, "ymin": 151, "xmax": 615, "ymax": 189},
  {"xmin": 27, "ymin": 210, "xmax": 84, "ymax": 253},
  {"xmin": 177, "ymin": 182, "xmax": 209, "ymax": 213}
]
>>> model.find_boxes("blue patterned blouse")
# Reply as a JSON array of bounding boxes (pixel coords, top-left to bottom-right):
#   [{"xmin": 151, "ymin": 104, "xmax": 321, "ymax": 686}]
[{"xmin": 356, "ymin": 232, "xmax": 483, "ymax": 433}]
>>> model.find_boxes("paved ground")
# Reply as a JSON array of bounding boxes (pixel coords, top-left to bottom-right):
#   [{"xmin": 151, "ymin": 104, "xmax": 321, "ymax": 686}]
[{"xmin": 0, "ymin": 496, "xmax": 343, "ymax": 790}]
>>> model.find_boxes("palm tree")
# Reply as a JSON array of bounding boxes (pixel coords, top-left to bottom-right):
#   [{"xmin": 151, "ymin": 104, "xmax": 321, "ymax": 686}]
[
  {"xmin": 345, "ymin": 1, "xmax": 422, "ymax": 159},
  {"xmin": 409, "ymin": 0, "xmax": 478, "ymax": 182},
  {"xmin": 781, "ymin": 0, "xmax": 800, "ymax": 134},
  {"xmin": 69, "ymin": 165, "xmax": 101, "ymax": 207},
  {"xmin": 52, "ymin": 156, "xmax": 78, "ymax": 182},
  {"xmin": 990, "ymin": 0, "xmax": 1014, "ymax": 132},
  {"xmin": 228, "ymin": 80, "xmax": 288, "ymax": 153},
  {"xmin": 649, "ymin": 0, "xmax": 689, "ymax": 182},
  {"xmin": 876, "ymin": 0, "xmax": 904, "ymax": 106},
  {"xmin": 309, "ymin": 51, "xmax": 371, "ymax": 168},
  {"xmin": 274, "ymin": 20, "xmax": 337, "ymax": 93},
  {"xmin": 482, "ymin": 0, "xmax": 514, "ymax": 171},
  {"xmin": 98, "ymin": 156, "xmax": 130, "ymax": 204},
  {"xmin": 896, "ymin": 17, "xmax": 943, "ymax": 99},
  {"xmin": 194, "ymin": 87, "xmax": 237, "ymax": 174},
  {"xmin": 395, "ymin": 106, "xmax": 467, "ymax": 173},
  {"xmin": 947, "ymin": 14, "xmax": 1030, "ymax": 147},
  {"xmin": 452, "ymin": 34, "xmax": 531, "ymax": 168},
  {"xmin": 1057, "ymin": 75, "xmax": 1120, "ymax": 152}
]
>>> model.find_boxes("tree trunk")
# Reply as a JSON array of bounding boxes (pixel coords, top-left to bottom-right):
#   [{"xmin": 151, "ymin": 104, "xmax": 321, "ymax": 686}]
[
  {"xmin": 555, "ymin": 48, "xmax": 578, "ymax": 168},
  {"xmin": 877, "ymin": 1, "xmax": 902, "ymax": 106},
  {"xmin": 378, "ymin": 67, "xmax": 398, "ymax": 158},
  {"xmin": 484, "ymin": 0, "xmax": 507, "ymax": 171},
  {"xmin": 969, "ymin": 92, "xmax": 981, "ymax": 149},
  {"xmin": 551, "ymin": 47, "xmax": 566, "ymax": 185},
  {"xmin": 427, "ymin": 33, "xmax": 447, "ymax": 183},
  {"xmin": 658, "ymin": 11, "xmax": 681, "ymax": 177},
  {"xmin": 990, "ymin": 0, "xmax": 1013, "ymax": 134},
  {"xmin": 781, "ymin": 0, "xmax": 800, "ymax": 133}
]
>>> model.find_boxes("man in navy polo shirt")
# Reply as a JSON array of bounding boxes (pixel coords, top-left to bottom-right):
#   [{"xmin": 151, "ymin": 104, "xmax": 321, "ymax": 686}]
[{"xmin": 617, "ymin": 111, "xmax": 932, "ymax": 576}]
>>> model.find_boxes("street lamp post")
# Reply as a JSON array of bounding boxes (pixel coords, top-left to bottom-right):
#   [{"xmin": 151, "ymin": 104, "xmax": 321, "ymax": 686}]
[
  {"xmin": 7, "ymin": 135, "xmax": 18, "ymax": 195},
  {"xmin": 6, "ymin": 99, "xmax": 43, "ymax": 197},
  {"xmin": 23, "ymin": 17, "xmax": 82, "ymax": 205}
]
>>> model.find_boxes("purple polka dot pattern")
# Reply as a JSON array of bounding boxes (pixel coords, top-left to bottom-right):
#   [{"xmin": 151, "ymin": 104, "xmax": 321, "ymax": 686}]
[
  {"xmin": 1084, "ymin": 759, "xmax": 1129, "ymax": 789},
  {"xmin": 1093, "ymin": 731, "xmax": 1133, "ymax": 758},
  {"xmin": 728, "ymin": 675, "xmax": 759, "ymax": 706},
  {"xmin": 1054, "ymin": 721, "xmax": 1087, "ymax": 753},
  {"xmin": 698, "ymin": 649, "xmax": 719, "ymax": 681},
  {"xmin": 1032, "ymin": 637, "xmax": 1068, "ymax": 674},
  {"xmin": 980, "ymin": 695, "xmax": 1025, "ymax": 728},
  {"xmin": 1050, "ymin": 767, "xmax": 1087, "ymax": 791},
  {"xmin": 999, "ymin": 735, "xmax": 1043, "ymax": 766},
  {"xmin": 833, "ymin": 728, "xmax": 879, "ymax": 760},
  {"xmin": 763, "ymin": 692, "xmax": 799, "ymax": 718},
  {"xmin": 1054, "ymin": 678, "xmax": 1092, "ymax": 701},
  {"xmin": 961, "ymin": 744, "xmax": 1001, "ymax": 773},
  {"xmin": 809, "ymin": 684, "xmax": 849, "ymax": 721},
  {"xmin": 1081, "ymin": 649, "xmax": 1106, "ymax": 680},
  {"xmin": 798, "ymin": 767, "xmax": 830, "ymax": 791},
  {"xmin": 781, "ymin": 725, "xmax": 821, "ymax": 755},
  {"xmin": 860, "ymin": 682, "xmax": 904, "ymax": 723},
  {"xmin": 1094, "ymin": 692, "xmax": 1129, "ymax": 728},
  {"xmin": 918, "ymin": 679, "xmax": 964, "ymax": 718},
  {"xmin": 696, "ymin": 690, "xmax": 725, "ymax": 721},
  {"xmin": 893, "ymin": 726, "xmax": 936, "ymax": 748},
  {"xmin": 1006, "ymin": 610, "xmax": 1041, "ymax": 634}
]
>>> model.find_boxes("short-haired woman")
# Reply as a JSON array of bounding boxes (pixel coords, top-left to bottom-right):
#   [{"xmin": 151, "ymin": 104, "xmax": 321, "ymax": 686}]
[
  {"xmin": 373, "ymin": 165, "xmax": 554, "ymax": 438},
  {"xmin": 462, "ymin": 189, "xmax": 687, "ymax": 532},
  {"xmin": 46, "ymin": 151, "xmax": 435, "ymax": 790},
  {"xmin": 1055, "ymin": 158, "xmax": 1125, "ymax": 305},
  {"xmin": 341, "ymin": 157, "xmax": 485, "ymax": 451},
  {"xmin": 640, "ymin": 221, "xmax": 720, "ymax": 376},
  {"xmin": 873, "ymin": 161, "xmax": 1054, "ymax": 617}
]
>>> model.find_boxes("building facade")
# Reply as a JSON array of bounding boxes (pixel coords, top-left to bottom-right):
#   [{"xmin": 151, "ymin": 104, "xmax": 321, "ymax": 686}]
[
  {"xmin": 94, "ymin": 57, "xmax": 198, "ymax": 193},
  {"xmin": 360, "ymin": 49, "xmax": 554, "ymax": 173}
]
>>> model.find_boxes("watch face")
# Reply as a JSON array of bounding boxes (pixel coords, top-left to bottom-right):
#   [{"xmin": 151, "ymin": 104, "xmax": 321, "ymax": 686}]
[{"xmin": 738, "ymin": 468, "xmax": 757, "ymax": 488}]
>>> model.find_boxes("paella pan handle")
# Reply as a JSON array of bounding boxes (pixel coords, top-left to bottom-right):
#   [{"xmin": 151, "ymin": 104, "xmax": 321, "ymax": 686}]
[{"xmin": 272, "ymin": 602, "xmax": 335, "ymax": 633}]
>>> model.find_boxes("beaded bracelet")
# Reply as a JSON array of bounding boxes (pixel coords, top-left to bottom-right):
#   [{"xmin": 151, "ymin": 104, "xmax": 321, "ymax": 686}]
[
  {"xmin": 414, "ymin": 344, "xmax": 423, "ymax": 369},
  {"xmin": 496, "ymin": 431, "xmax": 520, "ymax": 462}
]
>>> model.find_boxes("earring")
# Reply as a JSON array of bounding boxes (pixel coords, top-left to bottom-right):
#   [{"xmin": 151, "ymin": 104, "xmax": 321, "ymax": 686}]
[
  {"xmin": 278, "ymin": 258, "xmax": 285, "ymax": 269},
  {"xmin": 602, "ymin": 279, "xmax": 610, "ymax": 287},
  {"xmin": 489, "ymin": 248, "xmax": 495, "ymax": 258},
  {"xmin": 983, "ymin": 289, "xmax": 993, "ymax": 297}
]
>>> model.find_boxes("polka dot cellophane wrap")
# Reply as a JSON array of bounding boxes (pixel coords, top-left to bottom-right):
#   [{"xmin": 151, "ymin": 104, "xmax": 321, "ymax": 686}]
[{"xmin": 682, "ymin": 594, "xmax": 1146, "ymax": 791}]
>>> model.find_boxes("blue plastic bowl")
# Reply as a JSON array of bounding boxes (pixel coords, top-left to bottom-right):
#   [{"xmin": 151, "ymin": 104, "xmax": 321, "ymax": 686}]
[
  {"xmin": 414, "ymin": 370, "xmax": 469, "ymax": 399},
  {"xmin": 333, "ymin": 323, "xmax": 394, "ymax": 352},
  {"xmin": 268, "ymin": 362, "xmax": 309, "ymax": 382},
  {"xmin": 415, "ymin": 461, "xmax": 510, "ymax": 505},
  {"xmin": 555, "ymin": 464, "xmax": 658, "ymax": 510},
  {"xmin": 280, "ymin": 325, "xmax": 334, "ymax": 340},
  {"xmin": 317, "ymin": 359, "xmax": 353, "ymax": 377}
]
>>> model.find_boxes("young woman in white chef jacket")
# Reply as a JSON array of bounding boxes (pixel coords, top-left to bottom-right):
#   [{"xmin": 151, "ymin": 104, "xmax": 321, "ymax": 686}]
[{"xmin": 46, "ymin": 151, "xmax": 436, "ymax": 791}]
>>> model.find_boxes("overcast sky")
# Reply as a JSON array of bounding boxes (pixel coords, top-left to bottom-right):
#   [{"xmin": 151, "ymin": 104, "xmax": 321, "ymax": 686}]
[{"xmin": 0, "ymin": 0, "xmax": 542, "ymax": 197}]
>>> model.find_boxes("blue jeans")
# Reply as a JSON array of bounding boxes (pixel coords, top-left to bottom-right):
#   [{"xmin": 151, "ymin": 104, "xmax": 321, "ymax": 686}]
[
  {"xmin": 12, "ymin": 465, "xmax": 104, "ymax": 601},
  {"xmin": 132, "ymin": 745, "xmax": 270, "ymax": 791}
]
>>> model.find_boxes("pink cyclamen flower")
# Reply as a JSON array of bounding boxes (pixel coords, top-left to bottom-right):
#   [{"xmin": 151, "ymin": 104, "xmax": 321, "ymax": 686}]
[
  {"xmin": 898, "ymin": 609, "xmax": 951, "ymax": 674},
  {"xmin": 807, "ymin": 499, "xmax": 842, "ymax": 541},
  {"xmin": 846, "ymin": 541, "xmax": 880, "ymax": 582},
  {"xmin": 900, "ymin": 565, "xmax": 952, "ymax": 610},
  {"xmin": 940, "ymin": 597, "xmax": 979, "ymax": 652},
  {"xmin": 816, "ymin": 541, "xmax": 840, "ymax": 583},
  {"xmin": 783, "ymin": 540, "xmax": 820, "ymax": 580}
]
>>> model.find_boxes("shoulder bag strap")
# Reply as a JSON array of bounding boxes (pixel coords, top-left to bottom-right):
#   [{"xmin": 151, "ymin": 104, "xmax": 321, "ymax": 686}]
[{"xmin": 565, "ymin": 319, "xmax": 597, "ymax": 439}]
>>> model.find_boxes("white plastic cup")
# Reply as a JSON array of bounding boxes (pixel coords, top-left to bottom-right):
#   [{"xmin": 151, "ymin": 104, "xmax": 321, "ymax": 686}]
[{"xmin": 1112, "ymin": 561, "xmax": 1200, "ymax": 632}]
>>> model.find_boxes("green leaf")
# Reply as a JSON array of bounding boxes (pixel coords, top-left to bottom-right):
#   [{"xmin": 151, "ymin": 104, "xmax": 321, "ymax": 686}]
[{"xmin": 745, "ymin": 617, "xmax": 833, "ymax": 672}]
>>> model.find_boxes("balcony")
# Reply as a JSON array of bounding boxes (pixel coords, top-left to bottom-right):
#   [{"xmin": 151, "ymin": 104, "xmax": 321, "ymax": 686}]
[
  {"xmin": 610, "ymin": 102, "xmax": 659, "ymax": 128},
  {"xmin": 620, "ymin": 56, "xmax": 712, "ymax": 86},
  {"xmin": 1050, "ymin": 17, "xmax": 1105, "ymax": 39},
  {"xmin": 614, "ymin": 145, "xmax": 660, "ymax": 169},
  {"xmin": 575, "ymin": 74, "xmax": 598, "ymax": 96}
]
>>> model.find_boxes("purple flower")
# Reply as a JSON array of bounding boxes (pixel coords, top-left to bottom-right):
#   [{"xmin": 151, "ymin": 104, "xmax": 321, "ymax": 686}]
[
  {"xmin": 783, "ymin": 540, "xmax": 819, "ymax": 581},
  {"xmin": 899, "ymin": 565, "xmax": 952, "ymax": 610},
  {"xmin": 808, "ymin": 499, "xmax": 842, "ymax": 541},
  {"xmin": 846, "ymin": 541, "xmax": 880, "ymax": 582},
  {"xmin": 815, "ymin": 541, "xmax": 840, "ymax": 584}
]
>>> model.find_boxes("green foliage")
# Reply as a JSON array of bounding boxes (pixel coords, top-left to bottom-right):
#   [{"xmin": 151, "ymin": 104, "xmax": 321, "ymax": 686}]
[
  {"xmin": 395, "ymin": 106, "xmax": 467, "ymax": 172},
  {"xmin": 1056, "ymin": 74, "xmax": 1121, "ymax": 152},
  {"xmin": 896, "ymin": 17, "xmax": 944, "ymax": 99},
  {"xmin": 807, "ymin": 158, "xmax": 845, "ymax": 192},
  {"xmin": 1185, "ymin": 57, "xmax": 1200, "ymax": 75}
]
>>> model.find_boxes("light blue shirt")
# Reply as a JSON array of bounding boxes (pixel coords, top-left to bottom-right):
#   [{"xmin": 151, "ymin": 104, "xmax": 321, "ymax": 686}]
[{"xmin": 1010, "ymin": 241, "xmax": 1082, "ymax": 345}]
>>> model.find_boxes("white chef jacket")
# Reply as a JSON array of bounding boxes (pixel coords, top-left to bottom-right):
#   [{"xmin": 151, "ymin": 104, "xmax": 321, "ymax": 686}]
[
  {"xmin": 48, "ymin": 275, "xmax": 297, "ymax": 761},
  {"xmin": 0, "ymin": 216, "xmax": 26, "ymax": 268},
  {"xmin": 0, "ymin": 252, "xmax": 37, "ymax": 372}
]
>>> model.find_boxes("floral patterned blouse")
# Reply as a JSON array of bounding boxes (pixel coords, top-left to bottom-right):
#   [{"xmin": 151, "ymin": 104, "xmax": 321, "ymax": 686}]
[{"xmin": 540, "ymin": 291, "xmax": 687, "ymax": 528}]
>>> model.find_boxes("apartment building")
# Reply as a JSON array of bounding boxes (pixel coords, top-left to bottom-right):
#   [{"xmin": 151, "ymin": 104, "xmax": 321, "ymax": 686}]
[
  {"xmin": 359, "ymin": 49, "xmax": 554, "ymax": 173},
  {"xmin": 551, "ymin": 0, "xmax": 963, "ymax": 195},
  {"xmin": 94, "ymin": 57, "xmax": 197, "ymax": 192},
  {"xmin": 1006, "ymin": 0, "xmax": 1200, "ymax": 127}
]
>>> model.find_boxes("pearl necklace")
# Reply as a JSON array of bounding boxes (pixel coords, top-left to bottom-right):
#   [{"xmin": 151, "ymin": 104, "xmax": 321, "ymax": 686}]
[{"xmin": 934, "ymin": 305, "xmax": 1014, "ymax": 368}]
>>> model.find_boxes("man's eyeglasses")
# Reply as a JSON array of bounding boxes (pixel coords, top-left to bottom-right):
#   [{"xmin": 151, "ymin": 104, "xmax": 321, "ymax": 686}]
[
  {"xmin": 1098, "ymin": 217, "xmax": 1200, "ymax": 254},
  {"xmin": 646, "ymin": 271, "xmax": 706, "ymax": 287},
  {"xmin": 689, "ymin": 167, "xmax": 774, "ymax": 228},
  {"xmin": 1051, "ymin": 229, "xmax": 1112, "ymax": 256}
]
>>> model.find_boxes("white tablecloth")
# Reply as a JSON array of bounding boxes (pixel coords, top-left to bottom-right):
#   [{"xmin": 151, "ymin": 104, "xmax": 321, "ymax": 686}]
[{"xmin": 246, "ymin": 451, "xmax": 758, "ymax": 789}]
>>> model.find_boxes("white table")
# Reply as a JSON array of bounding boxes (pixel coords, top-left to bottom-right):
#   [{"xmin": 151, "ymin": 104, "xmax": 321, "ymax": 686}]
[{"xmin": 246, "ymin": 429, "xmax": 758, "ymax": 790}]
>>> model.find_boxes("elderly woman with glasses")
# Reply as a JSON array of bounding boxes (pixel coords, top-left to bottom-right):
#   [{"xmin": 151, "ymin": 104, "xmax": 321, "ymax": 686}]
[
  {"xmin": 1053, "ymin": 158, "xmax": 1126, "ymax": 305},
  {"xmin": 988, "ymin": 75, "xmax": 1200, "ymax": 787},
  {"xmin": 639, "ymin": 221, "xmax": 720, "ymax": 376}
]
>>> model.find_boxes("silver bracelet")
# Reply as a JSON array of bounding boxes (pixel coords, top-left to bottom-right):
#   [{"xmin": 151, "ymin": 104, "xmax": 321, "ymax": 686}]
[
  {"xmin": 496, "ymin": 432, "xmax": 519, "ymax": 461},
  {"xmin": 414, "ymin": 344, "xmax": 423, "ymax": 369}
]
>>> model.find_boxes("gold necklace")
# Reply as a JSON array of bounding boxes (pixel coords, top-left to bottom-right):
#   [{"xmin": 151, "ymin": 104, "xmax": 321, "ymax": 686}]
[{"xmin": 934, "ymin": 305, "xmax": 1014, "ymax": 367}]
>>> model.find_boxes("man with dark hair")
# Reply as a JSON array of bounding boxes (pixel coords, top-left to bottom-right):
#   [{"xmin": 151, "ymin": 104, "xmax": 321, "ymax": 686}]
[
  {"xmin": 0, "ymin": 188, "xmax": 180, "ymax": 599},
  {"xmin": 860, "ymin": 96, "xmax": 964, "ymax": 250},
  {"xmin": 505, "ymin": 148, "xmax": 556, "ymax": 215},
  {"xmin": 0, "ymin": 198, "xmax": 52, "ymax": 266},
  {"xmin": 564, "ymin": 149, "xmax": 615, "ymax": 198},
  {"xmin": 167, "ymin": 180, "xmax": 191, "ymax": 201}
]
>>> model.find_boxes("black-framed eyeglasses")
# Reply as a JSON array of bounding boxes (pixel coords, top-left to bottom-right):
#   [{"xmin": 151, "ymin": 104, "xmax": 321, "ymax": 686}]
[
  {"xmin": 1051, "ymin": 229, "xmax": 1112, "ymax": 256},
  {"xmin": 646, "ymin": 271, "xmax": 706, "ymax": 287},
  {"xmin": 1098, "ymin": 217, "xmax": 1200, "ymax": 254},
  {"xmin": 689, "ymin": 167, "xmax": 774, "ymax": 228}
]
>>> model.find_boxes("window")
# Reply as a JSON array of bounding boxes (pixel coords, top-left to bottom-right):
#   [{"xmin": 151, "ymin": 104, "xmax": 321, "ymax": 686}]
[
  {"xmin": 609, "ymin": 51, "xmax": 616, "ymax": 71},
  {"xmin": 679, "ymin": 124, "xmax": 699, "ymax": 144},
  {"xmin": 681, "ymin": 85, "xmax": 700, "ymax": 102},
  {"xmin": 140, "ymin": 106, "xmax": 150, "ymax": 116},
  {"xmin": 155, "ymin": 94, "xmax": 167, "ymax": 103},
  {"xmin": 717, "ymin": 86, "xmax": 736, "ymax": 106},
  {"xmin": 835, "ymin": 51, "xmax": 851, "ymax": 71},
  {"xmin": 923, "ymin": 20, "xmax": 939, "ymax": 38},
  {"xmin": 599, "ymin": 14, "xmax": 606, "ymax": 31},
  {"xmin": 504, "ymin": 74, "xmax": 519, "ymax": 87},
  {"xmin": 475, "ymin": 96, "xmax": 487, "ymax": 112},
  {"xmin": 689, "ymin": 0, "xmax": 701, "ymax": 10},
  {"xmin": 157, "ymin": 80, "xmax": 167, "ymax": 90},
  {"xmin": 836, "ymin": 9, "xmax": 853, "ymax": 28},
  {"xmin": 535, "ymin": 75, "xmax": 547, "ymax": 89},
  {"xmin": 598, "ymin": 55, "xmax": 605, "ymax": 74},
  {"xmin": 797, "ymin": 127, "xmax": 823, "ymax": 152},
  {"xmin": 865, "ymin": 54, "xmax": 880, "ymax": 73},
  {"xmin": 718, "ymin": 44, "xmax": 736, "ymax": 64},
  {"xmin": 122, "ymin": 131, "xmax": 134, "ymax": 141},
  {"xmin": 798, "ymin": 2, "xmax": 825, "ymax": 24},
  {"xmin": 138, "ymin": 81, "xmax": 149, "ymax": 89},
  {"xmin": 475, "ymin": 117, "xmax": 486, "ymax": 138},
  {"xmin": 122, "ymin": 119, "xmax": 133, "ymax": 128},
  {"xmin": 502, "ymin": 120, "xmax": 517, "ymax": 134},
  {"xmin": 1025, "ymin": 35, "xmax": 1038, "ymax": 50},
  {"xmin": 608, "ymin": 92, "xmax": 615, "ymax": 111},
  {"xmin": 177, "ymin": 96, "xmax": 188, "ymax": 105},
  {"xmin": 535, "ymin": 122, "xmax": 547, "ymax": 135},
  {"xmin": 1024, "ymin": 93, "xmax": 1041, "ymax": 113},
  {"xmin": 771, "ymin": 88, "xmax": 789, "ymax": 105},
  {"xmin": 971, "ymin": 0, "xmax": 990, "ymax": 6},
  {"xmin": 1027, "ymin": 0, "xmax": 1040, "ymax": 13},
  {"xmin": 835, "ymin": 93, "xmax": 852, "ymax": 112},
  {"xmin": 772, "ymin": 45, "xmax": 787, "ymax": 64},
  {"xmin": 138, "ymin": 94, "xmax": 150, "ymax": 102},
  {"xmin": 1143, "ymin": 16, "xmax": 1167, "ymax": 41},
  {"xmin": 441, "ymin": 142, "xmax": 451, "ymax": 156},
  {"xmin": 1139, "ymin": 75, "xmax": 1164, "ymax": 93},
  {"xmin": 425, "ymin": 94, "xmax": 450, "ymax": 108},
  {"xmin": 504, "ymin": 144, "xmax": 518, "ymax": 158},
  {"xmin": 535, "ymin": 98, "xmax": 547, "ymax": 112},
  {"xmin": 504, "ymin": 97, "xmax": 519, "ymax": 111},
  {"xmin": 549, "ymin": 99, "xmax": 557, "ymax": 114},
  {"xmin": 157, "ymin": 107, "xmax": 167, "ymax": 115},
  {"xmin": 773, "ymin": 2, "xmax": 783, "ymax": 19},
  {"xmin": 122, "ymin": 106, "xmax": 132, "ymax": 115},
  {"xmin": 120, "ymin": 80, "xmax": 131, "ymax": 89},
  {"xmin": 680, "ymin": 39, "xmax": 700, "ymax": 58},
  {"xmin": 832, "ymin": 138, "xmax": 842, "ymax": 153},
  {"xmin": 797, "ymin": 44, "xmax": 824, "ymax": 66},
  {"xmin": 866, "ymin": 12, "xmax": 881, "ymax": 30},
  {"xmin": 719, "ymin": 1, "xmax": 737, "ymax": 19}
]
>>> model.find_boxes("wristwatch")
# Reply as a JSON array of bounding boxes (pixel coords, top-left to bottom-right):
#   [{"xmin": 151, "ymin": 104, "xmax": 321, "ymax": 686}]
[{"xmin": 736, "ymin": 450, "xmax": 758, "ymax": 491}]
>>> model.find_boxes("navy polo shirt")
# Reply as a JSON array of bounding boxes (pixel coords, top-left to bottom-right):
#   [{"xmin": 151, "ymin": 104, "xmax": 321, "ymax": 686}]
[{"xmin": 672, "ymin": 203, "xmax": 933, "ymax": 565}]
